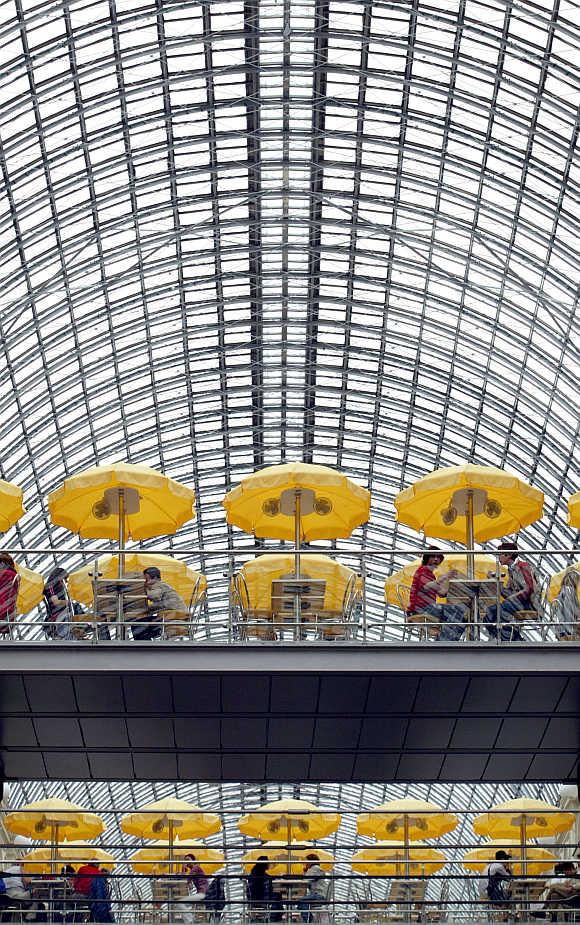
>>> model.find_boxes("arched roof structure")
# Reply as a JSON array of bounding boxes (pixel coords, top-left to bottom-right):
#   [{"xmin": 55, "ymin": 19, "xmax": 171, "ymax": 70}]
[{"xmin": 0, "ymin": 0, "xmax": 578, "ymax": 622}]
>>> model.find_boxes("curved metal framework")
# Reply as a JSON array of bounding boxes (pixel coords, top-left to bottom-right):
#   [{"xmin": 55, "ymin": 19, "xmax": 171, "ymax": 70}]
[{"xmin": 0, "ymin": 0, "xmax": 578, "ymax": 639}]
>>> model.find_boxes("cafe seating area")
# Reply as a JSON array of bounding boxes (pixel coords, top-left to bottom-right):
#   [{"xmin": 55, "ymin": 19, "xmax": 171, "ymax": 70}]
[
  {"xmin": 1, "ymin": 792, "xmax": 579, "ymax": 925},
  {"xmin": 0, "ymin": 461, "xmax": 578, "ymax": 645}
]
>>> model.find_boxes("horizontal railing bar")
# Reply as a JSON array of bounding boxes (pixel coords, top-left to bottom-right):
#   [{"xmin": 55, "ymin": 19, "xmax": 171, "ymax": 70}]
[{"xmin": 1, "ymin": 546, "xmax": 579, "ymax": 558}]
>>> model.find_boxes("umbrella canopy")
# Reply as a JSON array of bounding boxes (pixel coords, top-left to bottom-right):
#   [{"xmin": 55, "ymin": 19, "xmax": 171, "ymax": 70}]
[
  {"xmin": 130, "ymin": 839, "xmax": 224, "ymax": 875},
  {"xmin": 351, "ymin": 841, "xmax": 446, "ymax": 877},
  {"xmin": 473, "ymin": 799, "xmax": 574, "ymax": 840},
  {"xmin": 68, "ymin": 554, "xmax": 207, "ymax": 607},
  {"xmin": 357, "ymin": 799, "xmax": 458, "ymax": 841},
  {"xmin": 238, "ymin": 799, "xmax": 341, "ymax": 841},
  {"xmin": 242, "ymin": 841, "xmax": 334, "ymax": 875},
  {"xmin": 384, "ymin": 554, "xmax": 502, "ymax": 605},
  {"xmin": 462, "ymin": 841, "xmax": 557, "ymax": 877},
  {"xmin": 547, "ymin": 564, "xmax": 580, "ymax": 603},
  {"xmin": 568, "ymin": 492, "xmax": 580, "ymax": 529},
  {"xmin": 394, "ymin": 464, "xmax": 543, "ymax": 543},
  {"xmin": 121, "ymin": 798, "xmax": 221, "ymax": 841},
  {"xmin": 5, "ymin": 799, "xmax": 105, "ymax": 842},
  {"xmin": 15, "ymin": 564, "xmax": 44, "ymax": 614},
  {"xmin": 0, "ymin": 479, "xmax": 25, "ymax": 532},
  {"xmin": 48, "ymin": 463, "xmax": 195, "ymax": 540},
  {"xmin": 22, "ymin": 844, "xmax": 115, "ymax": 874},
  {"xmin": 223, "ymin": 463, "xmax": 370, "ymax": 541},
  {"xmin": 238, "ymin": 553, "xmax": 358, "ymax": 612}
]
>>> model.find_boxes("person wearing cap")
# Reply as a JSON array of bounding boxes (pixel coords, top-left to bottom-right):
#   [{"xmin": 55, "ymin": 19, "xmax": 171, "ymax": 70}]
[
  {"xmin": 407, "ymin": 548, "xmax": 467, "ymax": 641},
  {"xmin": 483, "ymin": 850, "xmax": 513, "ymax": 906},
  {"xmin": 483, "ymin": 541, "xmax": 540, "ymax": 642}
]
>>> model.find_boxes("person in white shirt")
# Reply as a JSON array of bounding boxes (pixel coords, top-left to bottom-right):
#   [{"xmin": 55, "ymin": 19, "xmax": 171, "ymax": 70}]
[
  {"xmin": 542, "ymin": 861, "xmax": 580, "ymax": 910},
  {"xmin": 4, "ymin": 863, "xmax": 32, "ymax": 903}
]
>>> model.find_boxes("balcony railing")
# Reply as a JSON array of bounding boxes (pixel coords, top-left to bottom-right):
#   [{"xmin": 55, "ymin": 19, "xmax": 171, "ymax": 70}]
[{"xmin": 2, "ymin": 545, "xmax": 579, "ymax": 645}]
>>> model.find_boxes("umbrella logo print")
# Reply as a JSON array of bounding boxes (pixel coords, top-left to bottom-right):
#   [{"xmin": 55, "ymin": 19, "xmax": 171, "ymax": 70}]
[
  {"xmin": 92, "ymin": 500, "xmax": 111, "ymax": 520},
  {"xmin": 314, "ymin": 497, "xmax": 333, "ymax": 515}
]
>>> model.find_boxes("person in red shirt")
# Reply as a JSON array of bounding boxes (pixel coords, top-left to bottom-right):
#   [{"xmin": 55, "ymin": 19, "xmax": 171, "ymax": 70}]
[
  {"xmin": 73, "ymin": 861, "xmax": 101, "ymax": 896},
  {"xmin": 408, "ymin": 548, "xmax": 466, "ymax": 641},
  {"xmin": 484, "ymin": 540, "xmax": 539, "ymax": 641},
  {"xmin": 0, "ymin": 552, "xmax": 19, "ymax": 635}
]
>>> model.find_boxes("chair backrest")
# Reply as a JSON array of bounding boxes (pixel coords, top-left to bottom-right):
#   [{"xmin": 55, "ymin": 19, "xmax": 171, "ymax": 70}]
[
  {"xmin": 396, "ymin": 584, "xmax": 411, "ymax": 612},
  {"xmin": 342, "ymin": 573, "xmax": 358, "ymax": 621},
  {"xmin": 232, "ymin": 572, "xmax": 250, "ymax": 617},
  {"xmin": 1, "ymin": 573, "xmax": 20, "ymax": 618},
  {"xmin": 188, "ymin": 576, "xmax": 207, "ymax": 616}
]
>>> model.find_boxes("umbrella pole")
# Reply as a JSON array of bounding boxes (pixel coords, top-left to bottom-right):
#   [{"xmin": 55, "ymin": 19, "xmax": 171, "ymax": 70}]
[
  {"xmin": 403, "ymin": 816, "xmax": 412, "ymax": 916},
  {"xmin": 294, "ymin": 491, "xmax": 302, "ymax": 635},
  {"xmin": 117, "ymin": 490, "xmax": 126, "ymax": 639},
  {"xmin": 521, "ymin": 817, "xmax": 528, "ymax": 912},
  {"xmin": 51, "ymin": 822, "xmax": 57, "ymax": 876},
  {"xmin": 287, "ymin": 818, "xmax": 292, "ymax": 878},
  {"xmin": 466, "ymin": 490, "xmax": 475, "ymax": 640}
]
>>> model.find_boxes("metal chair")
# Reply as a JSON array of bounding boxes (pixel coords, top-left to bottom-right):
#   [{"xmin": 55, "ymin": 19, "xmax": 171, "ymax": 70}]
[
  {"xmin": 397, "ymin": 585, "xmax": 439, "ymax": 641},
  {"xmin": 231, "ymin": 572, "xmax": 277, "ymax": 641},
  {"xmin": 1, "ymin": 573, "xmax": 20, "ymax": 641},
  {"xmin": 316, "ymin": 572, "xmax": 359, "ymax": 640}
]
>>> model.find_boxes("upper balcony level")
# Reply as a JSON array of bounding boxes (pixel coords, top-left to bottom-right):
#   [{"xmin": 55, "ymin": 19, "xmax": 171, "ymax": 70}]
[{"xmin": 1, "ymin": 542, "xmax": 578, "ymax": 648}]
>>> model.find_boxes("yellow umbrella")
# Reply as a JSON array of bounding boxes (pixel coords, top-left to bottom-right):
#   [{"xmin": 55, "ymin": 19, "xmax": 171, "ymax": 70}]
[
  {"xmin": 351, "ymin": 841, "xmax": 446, "ymax": 877},
  {"xmin": 5, "ymin": 799, "xmax": 105, "ymax": 871},
  {"xmin": 357, "ymin": 800, "xmax": 457, "ymax": 880},
  {"xmin": 238, "ymin": 798, "xmax": 341, "ymax": 842},
  {"xmin": 130, "ymin": 840, "xmax": 224, "ymax": 875},
  {"xmin": 15, "ymin": 565, "xmax": 44, "ymax": 614},
  {"xmin": 121, "ymin": 798, "xmax": 221, "ymax": 843},
  {"xmin": 462, "ymin": 841, "xmax": 557, "ymax": 877},
  {"xmin": 242, "ymin": 841, "xmax": 334, "ymax": 875},
  {"xmin": 49, "ymin": 464, "xmax": 195, "ymax": 624},
  {"xmin": 22, "ymin": 845, "xmax": 115, "ymax": 874},
  {"xmin": 48, "ymin": 463, "xmax": 195, "ymax": 541},
  {"xmin": 0, "ymin": 479, "xmax": 25, "ymax": 531},
  {"xmin": 239, "ymin": 554, "xmax": 358, "ymax": 613},
  {"xmin": 384, "ymin": 554, "xmax": 502, "ymax": 605},
  {"xmin": 394, "ymin": 464, "xmax": 543, "ymax": 578},
  {"xmin": 473, "ymin": 799, "xmax": 574, "ymax": 840},
  {"xmin": 568, "ymin": 492, "xmax": 580, "ymax": 528},
  {"xmin": 547, "ymin": 564, "xmax": 580, "ymax": 603},
  {"xmin": 357, "ymin": 799, "xmax": 458, "ymax": 841},
  {"xmin": 68, "ymin": 554, "xmax": 207, "ymax": 607},
  {"xmin": 224, "ymin": 463, "xmax": 370, "ymax": 579}
]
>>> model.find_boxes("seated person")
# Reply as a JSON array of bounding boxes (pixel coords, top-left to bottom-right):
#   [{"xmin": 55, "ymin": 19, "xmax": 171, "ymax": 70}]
[
  {"xmin": 484, "ymin": 541, "xmax": 540, "ymax": 642},
  {"xmin": 73, "ymin": 859, "xmax": 102, "ymax": 898},
  {"xmin": 542, "ymin": 861, "xmax": 580, "ymax": 910},
  {"xmin": 143, "ymin": 567, "xmax": 188, "ymax": 636},
  {"xmin": 482, "ymin": 850, "xmax": 513, "ymax": 907},
  {"xmin": 247, "ymin": 857, "xmax": 282, "ymax": 922},
  {"xmin": 297, "ymin": 855, "xmax": 329, "ymax": 923},
  {"xmin": 407, "ymin": 548, "xmax": 466, "ymax": 641},
  {"xmin": 0, "ymin": 552, "xmax": 20, "ymax": 636},
  {"xmin": 3, "ymin": 861, "xmax": 34, "ymax": 911},
  {"xmin": 173, "ymin": 854, "xmax": 209, "ymax": 924},
  {"xmin": 554, "ymin": 570, "xmax": 580, "ymax": 640}
]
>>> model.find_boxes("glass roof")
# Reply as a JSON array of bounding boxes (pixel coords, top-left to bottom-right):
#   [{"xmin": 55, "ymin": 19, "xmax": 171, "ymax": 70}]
[
  {"xmin": 8, "ymin": 779, "xmax": 564, "ymax": 910},
  {"xmin": 0, "ymin": 3, "xmax": 578, "ymax": 609}
]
